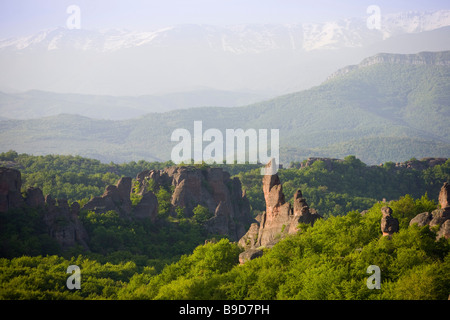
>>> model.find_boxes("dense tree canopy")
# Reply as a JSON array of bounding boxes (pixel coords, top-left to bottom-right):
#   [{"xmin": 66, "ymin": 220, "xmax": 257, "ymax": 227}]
[
  {"xmin": 1, "ymin": 196, "xmax": 448, "ymax": 300},
  {"xmin": 0, "ymin": 151, "xmax": 449, "ymax": 300}
]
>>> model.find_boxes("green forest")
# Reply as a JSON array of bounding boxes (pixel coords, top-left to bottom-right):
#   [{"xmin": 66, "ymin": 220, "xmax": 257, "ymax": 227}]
[{"xmin": 0, "ymin": 151, "xmax": 449, "ymax": 300}]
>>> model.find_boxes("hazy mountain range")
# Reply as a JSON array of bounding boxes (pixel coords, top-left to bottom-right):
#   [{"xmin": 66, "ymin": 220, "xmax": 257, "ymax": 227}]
[
  {"xmin": 1, "ymin": 51, "xmax": 449, "ymax": 165},
  {"xmin": 1, "ymin": 10, "xmax": 450, "ymax": 97},
  {"xmin": 0, "ymin": 89, "xmax": 269, "ymax": 120}
]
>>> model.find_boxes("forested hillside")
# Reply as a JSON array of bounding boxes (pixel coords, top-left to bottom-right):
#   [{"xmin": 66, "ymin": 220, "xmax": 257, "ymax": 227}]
[
  {"xmin": 1, "ymin": 196, "xmax": 448, "ymax": 300},
  {"xmin": 1, "ymin": 51, "xmax": 449, "ymax": 165},
  {"xmin": 0, "ymin": 151, "xmax": 449, "ymax": 300}
]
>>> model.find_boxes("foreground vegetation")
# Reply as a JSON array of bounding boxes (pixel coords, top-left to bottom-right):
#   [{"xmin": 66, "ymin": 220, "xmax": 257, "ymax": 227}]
[
  {"xmin": 0, "ymin": 151, "xmax": 449, "ymax": 299},
  {"xmin": 1, "ymin": 195, "xmax": 448, "ymax": 300}
]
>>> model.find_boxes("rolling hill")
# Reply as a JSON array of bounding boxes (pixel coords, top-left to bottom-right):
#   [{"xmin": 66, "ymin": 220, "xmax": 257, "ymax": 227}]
[{"xmin": 1, "ymin": 51, "xmax": 449, "ymax": 165}]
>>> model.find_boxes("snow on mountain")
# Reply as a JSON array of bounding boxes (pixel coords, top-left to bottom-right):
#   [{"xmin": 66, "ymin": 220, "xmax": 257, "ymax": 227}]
[
  {"xmin": 1, "ymin": 10, "xmax": 450, "ymax": 96},
  {"xmin": 1, "ymin": 10, "xmax": 449, "ymax": 54},
  {"xmin": 302, "ymin": 10, "xmax": 450, "ymax": 51},
  {"xmin": 0, "ymin": 27, "xmax": 175, "ymax": 52},
  {"xmin": 382, "ymin": 10, "xmax": 450, "ymax": 37}
]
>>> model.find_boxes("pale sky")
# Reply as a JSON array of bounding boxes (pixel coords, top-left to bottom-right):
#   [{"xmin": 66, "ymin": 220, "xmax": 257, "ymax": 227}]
[{"xmin": 1, "ymin": 0, "xmax": 450, "ymax": 38}]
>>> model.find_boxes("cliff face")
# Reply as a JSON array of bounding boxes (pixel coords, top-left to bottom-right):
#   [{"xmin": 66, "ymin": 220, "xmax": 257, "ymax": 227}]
[
  {"xmin": 135, "ymin": 166, "xmax": 253, "ymax": 241},
  {"xmin": 0, "ymin": 167, "xmax": 89, "ymax": 250}
]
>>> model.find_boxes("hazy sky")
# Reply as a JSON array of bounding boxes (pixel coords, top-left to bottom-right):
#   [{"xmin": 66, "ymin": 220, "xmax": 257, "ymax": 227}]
[{"xmin": 1, "ymin": 0, "xmax": 450, "ymax": 38}]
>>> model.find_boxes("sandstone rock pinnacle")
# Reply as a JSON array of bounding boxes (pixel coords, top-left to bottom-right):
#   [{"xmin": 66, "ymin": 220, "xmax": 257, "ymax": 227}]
[
  {"xmin": 380, "ymin": 206, "xmax": 399, "ymax": 236},
  {"xmin": 238, "ymin": 163, "xmax": 321, "ymax": 263}
]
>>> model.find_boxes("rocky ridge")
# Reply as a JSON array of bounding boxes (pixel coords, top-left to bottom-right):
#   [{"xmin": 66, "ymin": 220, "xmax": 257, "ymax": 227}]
[
  {"xmin": 326, "ymin": 51, "xmax": 450, "ymax": 81},
  {"xmin": 0, "ymin": 164, "xmax": 253, "ymax": 250},
  {"xmin": 0, "ymin": 167, "xmax": 89, "ymax": 250}
]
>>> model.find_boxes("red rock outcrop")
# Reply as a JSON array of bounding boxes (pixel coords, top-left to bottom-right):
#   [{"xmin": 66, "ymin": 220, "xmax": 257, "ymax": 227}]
[
  {"xmin": 0, "ymin": 167, "xmax": 24, "ymax": 212},
  {"xmin": 239, "ymin": 161, "xmax": 322, "ymax": 261},
  {"xmin": 135, "ymin": 166, "xmax": 252, "ymax": 241},
  {"xmin": 438, "ymin": 182, "xmax": 450, "ymax": 209},
  {"xmin": 409, "ymin": 182, "xmax": 450, "ymax": 240},
  {"xmin": 83, "ymin": 174, "xmax": 159, "ymax": 222},
  {"xmin": 24, "ymin": 187, "xmax": 45, "ymax": 208},
  {"xmin": 289, "ymin": 189, "xmax": 321, "ymax": 233},
  {"xmin": 0, "ymin": 167, "xmax": 89, "ymax": 250},
  {"xmin": 43, "ymin": 195, "xmax": 89, "ymax": 250},
  {"xmin": 380, "ymin": 206, "xmax": 399, "ymax": 236},
  {"xmin": 83, "ymin": 177, "xmax": 133, "ymax": 218},
  {"xmin": 133, "ymin": 190, "xmax": 158, "ymax": 221}
]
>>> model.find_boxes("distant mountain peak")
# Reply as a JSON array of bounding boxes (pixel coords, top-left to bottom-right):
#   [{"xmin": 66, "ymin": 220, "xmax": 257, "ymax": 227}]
[
  {"xmin": 1, "ymin": 10, "xmax": 450, "ymax": 96},
  {"xmin": 1, "ymin": 9, "xmax": 450, "ymax": 53}
]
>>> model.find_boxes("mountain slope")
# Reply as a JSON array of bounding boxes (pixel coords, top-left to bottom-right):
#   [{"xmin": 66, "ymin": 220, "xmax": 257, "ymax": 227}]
[{"xmin": 0, "ymin": 51, "xmax": 449, "ymax": 164}]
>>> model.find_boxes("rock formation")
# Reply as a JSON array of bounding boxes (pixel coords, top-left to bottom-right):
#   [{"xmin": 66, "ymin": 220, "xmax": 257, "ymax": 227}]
[
  {"xmin": 437, "ymin": 220, "xmax": 450, "ymax": 241},
  {"xmin": 43, "ymin": 195, "xmax": 89, "ymax": 250},
  {"xmin": 409, "ymin": 211, "xmax": 433, "ymax": 227},
  {"xmin": 133, "ymin": 190, "xmax": 158, "ymax": 221},
  {"xmin": 410, "ymin": 182, "xmax": 450, "ymax": 240},
  {"xmin": 0, "ymin": 167, "xmax": 89, "ymax": 250},
  {"xmin": 239, "ymin": 248, "xmax": 265, "ymax": 264},
  {"xmin": 83, "ymin": 177, "xmax": 133, "ymax": 218},
  {"xmin": 24, "ymin": 187, "xmax": 45, "ymax": 208},
  {"xmin": 0, "ymin": 167, "xmax": 24, "ymax": 212},
  {"xmin": 238, "ymin": 161, "xmax": 322, "ymax": 262},
  {"xmin": 135, "ymin": 165, "xmax": 253, "ymax": 241},
  {"xmin": 289, "ymin": 189, "xmax": 321, "ymax": 232},
  {"xmin": 380, "ymin": 206, "xmax": 399, "ymax": 236},
  {"xmin": 83, "ymin": 174, "xmax": 159, "ymax": 222},
  {"xmin": 438, "ymin": 182, "xmax": 450, "ymax": 209}
]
